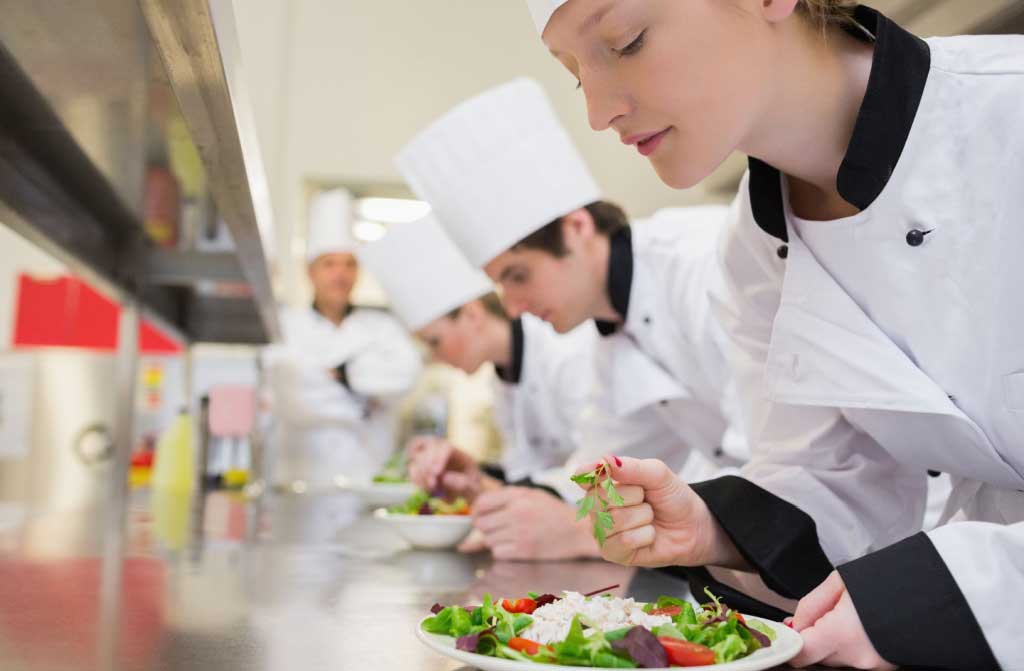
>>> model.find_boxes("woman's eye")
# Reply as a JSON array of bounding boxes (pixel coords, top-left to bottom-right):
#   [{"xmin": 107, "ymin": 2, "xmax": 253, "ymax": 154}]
[{"xmin": 617, "ymin": 29, "xmax": 646, "ymax": 57}]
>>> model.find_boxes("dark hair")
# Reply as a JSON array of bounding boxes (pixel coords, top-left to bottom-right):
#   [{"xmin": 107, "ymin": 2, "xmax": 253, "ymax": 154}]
[
  {"xmin": 446, "ymin": 291, "xmax": 508, "ymax": 321},
  {"xmin": 512, "ymin": 200, "xmax": 628, "ymax": 258}
]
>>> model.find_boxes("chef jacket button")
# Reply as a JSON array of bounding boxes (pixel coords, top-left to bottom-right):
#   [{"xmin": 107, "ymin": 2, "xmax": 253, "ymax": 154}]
[
  {"xmin": 776, "ymin": 244, "xmax": 788, "ymax": 259},
  {"xmin": 905, "ymin": 228, "xmax": 933, "ymax": 247},
  {"xmin": 643, "ymin": 315, "xmax": 652, "ymax": 325},
  {"xmin": 713, "ymin": 447, "xmax": 724, "ymax": 458},
  {"xmin": 927, "ymin": 469, "xmax": 942, "ymax": 478},
  {"xmin": 659, "ymin": 400, "xmax": 668, "ymax": 407}
]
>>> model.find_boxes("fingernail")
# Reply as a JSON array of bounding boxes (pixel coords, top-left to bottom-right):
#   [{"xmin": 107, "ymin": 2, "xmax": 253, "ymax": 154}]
[
  {"xmin": 612, "ymin": 455, "xmax": 622, "ymax": 467},
  {"xmin": 784, "ymin": 618, "xmax": 793, "ymax": 628}
]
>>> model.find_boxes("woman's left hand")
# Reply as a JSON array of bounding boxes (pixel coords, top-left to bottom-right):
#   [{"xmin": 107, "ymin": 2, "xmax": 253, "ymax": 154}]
[{"xmin": 788, "ymin": 571, "xmax": 896, "ymax": 670}]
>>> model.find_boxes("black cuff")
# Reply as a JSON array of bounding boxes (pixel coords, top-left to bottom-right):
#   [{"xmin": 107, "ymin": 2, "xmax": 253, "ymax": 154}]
[
  {"xmin": 334, "ymin": 362, "xmax": 350, "ymax": 390},
  {"xmin": 479, "ymin": 463, "xmax": 561, "ymax": 500},
  {"xmin": 839, "ymin": 532, "xmax": 997, "ymax": 670},
  {"xmin": 691, "ymin": 476, "xmax": 832, "ymax": 599},
  {"xmin": 507, "ymin": 477, "xmax": 561, "ymax": 500},
  {"xmin": 480, "ymin": 463, "xmax": 507, "ymax": 482}
]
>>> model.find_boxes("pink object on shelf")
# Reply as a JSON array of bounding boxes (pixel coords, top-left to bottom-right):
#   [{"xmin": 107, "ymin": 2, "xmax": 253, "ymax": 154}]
[{"xmin": 208, "ymin": 385, "xmax": 255, "ymax": 437}]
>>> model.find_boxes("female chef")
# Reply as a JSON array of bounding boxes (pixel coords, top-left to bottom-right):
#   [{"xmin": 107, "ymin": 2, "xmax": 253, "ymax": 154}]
[
  {"xmin": 527, "ymin": 1, "xmax": 1024, "ymax": 668},
  {"xmin": 359, "ymin": 214, "xmax": 603, "ymax": 560}
]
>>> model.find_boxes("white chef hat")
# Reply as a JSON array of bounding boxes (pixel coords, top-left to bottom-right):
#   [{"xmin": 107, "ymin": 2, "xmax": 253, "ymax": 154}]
[
  {"xmin": 395, "ymin": 77, "xmax": 601, "ymax": 268},
  {"xmin": 306, "ymin": 188, "xmax": 357, "ymax": 262},
  {"xmin": 525, "ymin": 0, "xmax": 569, "ymax": 35},
  {"xmin": 356, "ymin": 214, "xmax": 493, "ymax": 331}
]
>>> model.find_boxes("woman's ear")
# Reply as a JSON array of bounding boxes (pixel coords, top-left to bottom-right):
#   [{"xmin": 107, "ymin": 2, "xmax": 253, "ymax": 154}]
[
  {"xmin": 760, "ymin": 0, "xmax": 800, "ymax": 24},
  {"xmin": 457, "ymin": 300, "xmax": 485, "ymax": 329}
]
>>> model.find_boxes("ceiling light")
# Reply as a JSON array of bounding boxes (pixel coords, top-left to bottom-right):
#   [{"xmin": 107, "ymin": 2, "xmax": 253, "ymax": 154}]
[{"xmin": 355, "ymin": 197, "xmax": 430, "ymax": 224}]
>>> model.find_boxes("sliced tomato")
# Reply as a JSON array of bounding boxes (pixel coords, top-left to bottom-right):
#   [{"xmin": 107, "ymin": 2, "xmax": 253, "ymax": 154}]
[
  {"xmin": 658, "ymin": 638, "xmax": 716, "ymax": 667},
  {"xmin": 734, "ymin": 612, "xmax": 746, "ymax": 625},
  {"xmin": 508, "ymin": 637, "xmax": 550, "ymax": 655},
  {"xmin": 649, "ymin": 605, "xmax": 682, "ymax": 616},
  {"xmin": 501, "ymin": 598, "xmax": 537, "ymax": 614}
]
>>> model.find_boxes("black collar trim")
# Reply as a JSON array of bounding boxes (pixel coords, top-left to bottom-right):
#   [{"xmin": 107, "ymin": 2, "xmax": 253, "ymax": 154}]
[
  {"xmin": 748, "ymin": 5, "xmax": 931, "ymax": 242},
  {"xmin": 594, "ymin": 225, "xmax": 633, "ymax": 337},
  {"xmin": 312, "ymin": 302, "xmax": 355, "ymax": 320},
  {"xmin": 495, "ymin": 318, "xmax": 524, "ymax": 384}
]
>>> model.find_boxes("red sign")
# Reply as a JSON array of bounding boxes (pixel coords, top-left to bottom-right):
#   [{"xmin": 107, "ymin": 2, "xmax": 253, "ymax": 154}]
[{"xmin": 13, "ymin": 275, "xmax": 183, "ymax": 354}]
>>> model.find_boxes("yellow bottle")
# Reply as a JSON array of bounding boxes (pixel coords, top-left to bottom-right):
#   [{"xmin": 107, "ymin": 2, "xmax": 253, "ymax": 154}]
[
  {"xmin": 152, "ymin": 409, "xmax": 195, "ymax": 550},
  {"xmin": 152, "ymin": 409, "xmax": 196, "ymax": 494}
]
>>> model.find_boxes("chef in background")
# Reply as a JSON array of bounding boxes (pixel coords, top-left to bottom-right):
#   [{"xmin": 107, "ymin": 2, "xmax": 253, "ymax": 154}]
[{"xmin": 263, "ymin": 188, "xmax": 422, "ymax": 536}]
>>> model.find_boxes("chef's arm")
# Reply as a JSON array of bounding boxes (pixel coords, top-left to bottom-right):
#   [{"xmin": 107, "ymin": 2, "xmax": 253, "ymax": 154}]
[
  {"xmin": 262, "ymin": 346, "xmax": 367, "ymax": 426},
  {"xmin": 835, "ymin": 520, "xmax": 1020, "ymax": 669},
  {"xmin": 340, "ymin": 319, "xmax": 422, "ymax": 399}
]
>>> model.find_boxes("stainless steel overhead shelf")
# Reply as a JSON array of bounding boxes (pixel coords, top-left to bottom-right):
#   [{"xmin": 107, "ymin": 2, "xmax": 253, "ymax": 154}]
[{"xmin": 0, "ymin": 0, "xmax": 279, "ymax": 345}]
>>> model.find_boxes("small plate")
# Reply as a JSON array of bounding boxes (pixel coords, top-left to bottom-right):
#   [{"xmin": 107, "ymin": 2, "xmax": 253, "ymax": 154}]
[
  {"xmin": 415, "ymin": 615, "xmax": 802, "ymax": 671},
  {"xmin": 374, "ymin": 509, "xmax": 473, "ymax": 549}
]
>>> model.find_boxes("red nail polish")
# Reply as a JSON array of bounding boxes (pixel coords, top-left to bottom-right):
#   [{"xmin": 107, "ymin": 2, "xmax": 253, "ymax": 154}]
[
  {"xmin": 784, "ymin": 620, "xmax": 793, "ymax": 628},
  {"xmin": 613, "ymin": 455, "xmax": 623, "ymax": 467}
]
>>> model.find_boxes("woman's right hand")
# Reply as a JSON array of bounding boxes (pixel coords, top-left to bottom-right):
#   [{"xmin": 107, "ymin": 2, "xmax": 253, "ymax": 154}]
[
  {"xmin": 576, "ymin": 456, "xmax": 746, "ymax": 570},
  {"xmin": 406, "ymin": 436, "xmax": 485, "ymax": 501}
]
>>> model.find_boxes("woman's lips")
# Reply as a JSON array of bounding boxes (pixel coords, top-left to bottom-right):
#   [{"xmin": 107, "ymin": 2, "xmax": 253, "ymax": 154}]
[
  {"xmin": 621, "ymin": 128, "xmax": 671, "ymax": 157},
  {"xmin": 636, "ymin": 128, "xmax": 670, "ymax": 157}
]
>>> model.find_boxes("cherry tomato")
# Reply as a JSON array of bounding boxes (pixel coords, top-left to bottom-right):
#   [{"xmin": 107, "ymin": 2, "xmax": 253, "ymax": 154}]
[
  {"xmin": 502, "ymin": 598, "xmax": 537, "ymax": 614},
  {"xmin": 658, "ymin": 637, "xmax": 716, "ymax": 667},
  {"xmin": 508, "ymin": 637, "xmax": 550, "ymax": 655}
]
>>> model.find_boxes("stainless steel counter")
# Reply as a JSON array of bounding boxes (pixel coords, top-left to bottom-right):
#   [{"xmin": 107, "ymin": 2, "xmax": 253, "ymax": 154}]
[{"xmin": 0, "ymin": 490, "xmax": 835, "ymax": 671}]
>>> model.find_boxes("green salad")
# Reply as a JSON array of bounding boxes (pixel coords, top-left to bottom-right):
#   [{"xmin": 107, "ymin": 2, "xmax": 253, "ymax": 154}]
[
  {"xmin": 388, "ymin": 489, "xmax": 470, "ymax": 516},
  {"xmin": 421, "ymin": 587, "xmax": 776, "ymax": 668},
  {"xmin": 372, "ymin": 450, "xmax": 409, "ymax": 484}
]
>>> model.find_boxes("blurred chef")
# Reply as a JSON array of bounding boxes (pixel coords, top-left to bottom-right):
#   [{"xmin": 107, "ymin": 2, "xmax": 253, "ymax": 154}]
[
  {"xmin": 358, "ymin": 214, "xmax": 601, "ymax": 560},
  {"xmin": 263, "ymin": 189, "xmax": 422, "ymax": 534}
]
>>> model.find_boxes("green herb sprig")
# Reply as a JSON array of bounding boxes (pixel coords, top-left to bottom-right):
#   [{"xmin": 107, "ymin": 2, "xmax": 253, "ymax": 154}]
[{"xmin": 570, "ymin": 463, "xmax": 625, "ymax": 546}]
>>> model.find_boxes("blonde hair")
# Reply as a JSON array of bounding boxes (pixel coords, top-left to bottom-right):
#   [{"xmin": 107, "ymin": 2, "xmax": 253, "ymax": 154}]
[{"xmin": 797, "ymin": 0, "xmax": 858, "ymax": 29}]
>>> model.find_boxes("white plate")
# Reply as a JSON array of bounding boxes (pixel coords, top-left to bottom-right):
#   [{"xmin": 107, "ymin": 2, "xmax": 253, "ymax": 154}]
[
  {"xmin": 374, "ymin": 508, "xmax": 473, "ymax": 549},
  {"xmin": 415, "ymin": 614, "xmax": 802, "ymax": 671},
  {"xmin": 347, "ymin": 481, "xmax": 419, "ymax": 507}
]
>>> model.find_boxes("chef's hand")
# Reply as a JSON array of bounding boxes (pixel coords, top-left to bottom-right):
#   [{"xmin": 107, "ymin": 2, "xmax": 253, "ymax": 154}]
[
  {"xmin": 575, "ymin": 456, "xmax": 746, "ymax": 569},
  {"xmin": 405, "ymin": 436, "xmax": 498, "ymax": 501},
  {"xmin": 788, "ymin": 571, "xmax": 895, "ymax": 670},
  {"xmin": 458, "ymin": 487, "xmax": 600, "ymax": 561}
]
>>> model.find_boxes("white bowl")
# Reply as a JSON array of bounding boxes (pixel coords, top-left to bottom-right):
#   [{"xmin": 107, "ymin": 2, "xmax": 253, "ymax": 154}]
[
  {"xmin": 374, "ymin": 508, "xmax": 473, "ymax": 549},
  {"xmin": 339, "ymin": 480, "xmax": 419, "ymax": 508}
]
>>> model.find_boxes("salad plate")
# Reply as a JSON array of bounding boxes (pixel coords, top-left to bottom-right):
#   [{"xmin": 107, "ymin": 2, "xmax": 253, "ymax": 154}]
[{"xmin": 415, "ymin": 589, "xmax": 802, "ymax": 671}]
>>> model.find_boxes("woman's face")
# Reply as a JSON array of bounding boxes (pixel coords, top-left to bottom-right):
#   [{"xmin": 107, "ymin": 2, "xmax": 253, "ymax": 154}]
[
  {"xmin": 416, "ymin": 306, "xmax": 489, "ymax": 374},
  {"xmin": 543, "ymin": 0, "xmax": 789, "ymax": 189}
]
